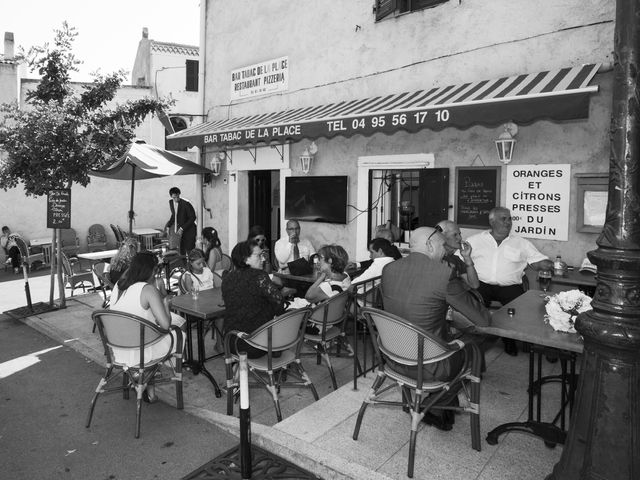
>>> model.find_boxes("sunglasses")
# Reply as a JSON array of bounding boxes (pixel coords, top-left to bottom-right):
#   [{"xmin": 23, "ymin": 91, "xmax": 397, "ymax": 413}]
[{"xmin": 427, "ymin": 224, "xmax": 443, "ymax": 241}]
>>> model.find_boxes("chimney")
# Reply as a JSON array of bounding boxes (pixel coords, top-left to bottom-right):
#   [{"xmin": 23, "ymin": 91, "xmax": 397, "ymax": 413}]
[
  {"xmin": 4, "ymin": 32, "xmax": 14, "ymax": 60},
  {"xmin": 142, "ymin": 27, "xmax": 148, "ymax": 39}
]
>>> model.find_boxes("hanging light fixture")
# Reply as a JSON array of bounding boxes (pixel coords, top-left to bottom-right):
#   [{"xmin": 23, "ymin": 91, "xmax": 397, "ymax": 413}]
[
  {"xmin": 495, "ymin": 122, "xmax": 518, "ymax": 164},
  {"xmin": 209, "ymin": 152, "xmax": 224, "ymax": 176},
  {"xmin": 299, "ymin": 141, "xmax": 318, "ymax": 174}
]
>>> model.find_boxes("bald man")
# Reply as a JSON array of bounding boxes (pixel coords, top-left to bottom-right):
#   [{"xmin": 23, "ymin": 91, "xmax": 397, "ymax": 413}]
[
  {"xmin": 436, "ymin": 220, "xmax": 479, "ymax": 289},
  {"xmin": 274, "ymin": 219, "xmax": 316, "ymax": 271}
]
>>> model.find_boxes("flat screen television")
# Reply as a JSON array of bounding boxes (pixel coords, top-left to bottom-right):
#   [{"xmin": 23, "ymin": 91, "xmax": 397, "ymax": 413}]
[{"xmin": 284, "ymin": 176, "xmax": 348, "ymax": 224}]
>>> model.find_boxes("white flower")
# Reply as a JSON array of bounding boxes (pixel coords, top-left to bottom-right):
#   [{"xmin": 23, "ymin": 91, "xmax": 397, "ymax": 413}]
[{"xmin": 544, "ymin": 290, "xmax": 592, "ymax": 333}]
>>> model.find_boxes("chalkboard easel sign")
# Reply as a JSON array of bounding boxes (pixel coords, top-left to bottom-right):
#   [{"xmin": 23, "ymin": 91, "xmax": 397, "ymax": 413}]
[
  {"xmin": 47, "ymin": 189, "xmax": 71, "ymax": 229},
  {"xmin": 455, "ymin": 167, "xmax": 501, "ymax": 228}
]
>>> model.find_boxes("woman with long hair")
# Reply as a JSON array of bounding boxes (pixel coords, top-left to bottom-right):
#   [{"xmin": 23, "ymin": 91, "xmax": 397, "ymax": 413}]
[
  {"xmin": 221, "ymin": 240, "xmax": 287, "ymax": 358},
  {"xmin": 110, "ymin": 251, "xmax": 185, "ymax": 402},
  {"xmin": 305, "ymin": 244, "xmax": 351, "ymax": 304},
  {"xmin": 202, "ymin": 227, "xmax": 223, "ymax": 272},
  {"xmin": 108, "ymin": 237, "xmax": 139, "ymax": 284}
]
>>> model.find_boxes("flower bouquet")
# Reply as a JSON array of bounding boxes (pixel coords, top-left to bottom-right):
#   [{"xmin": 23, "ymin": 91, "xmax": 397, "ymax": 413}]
[{"xmin": 544, "ymin": 289, "xmax": 593, "ymax": 333}]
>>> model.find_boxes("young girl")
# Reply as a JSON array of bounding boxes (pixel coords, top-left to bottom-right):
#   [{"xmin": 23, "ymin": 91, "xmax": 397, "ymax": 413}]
[
  {"xmin": 305, "ymin": 244, "xmax": 351, "ymax": 304},
  {"xmin": 183, "ymin": 248, "xmax": 224, "ymax": 352},
  {"xmin": 202, "ymin": 227, "xmax": 223, "ymax": 273},
  {"xmin": 183, "ymin": 248, "xmax": 215, "ymax": 293}
]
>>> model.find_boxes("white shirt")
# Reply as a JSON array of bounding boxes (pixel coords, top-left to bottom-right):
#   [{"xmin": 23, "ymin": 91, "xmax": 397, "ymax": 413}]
[
  {"xmin": 466, "ymin": 230, "xmax": 548, "ymax": 286},
  {"xmin": 274, "ymin": 237, "xmax": 315, "ymax": 270},
  {"xmin": 352, "ymin": 256, "xmax": 395, "ymax": 293}
]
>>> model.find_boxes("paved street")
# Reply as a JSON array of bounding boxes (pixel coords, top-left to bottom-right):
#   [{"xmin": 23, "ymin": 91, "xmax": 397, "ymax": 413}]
[{"xmin": 0, "ymin": 314, "xmax": 237, "ymax": 480}]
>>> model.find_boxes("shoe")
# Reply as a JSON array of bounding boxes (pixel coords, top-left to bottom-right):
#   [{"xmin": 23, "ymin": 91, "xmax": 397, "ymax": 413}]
[
  {"xmin": 503, "ymin": 339, "xmax": 518, "ymax": 356},
  {"xmin": 421, "ymin": 411, "xmax": 453, "ymax": 431},
  {"xmin": 14, "ymin": 267, "xmax": 20, "ymax": 274},
  {"xmin": 142, "ymin": 389, "xmax": 158, "ymax": 404}
]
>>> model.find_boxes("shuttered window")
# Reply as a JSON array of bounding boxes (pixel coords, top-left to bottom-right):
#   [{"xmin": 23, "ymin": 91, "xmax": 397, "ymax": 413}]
[
  {"xmin": 375, "ymin": 0, "xmax": 448, "ymax": 20},
  {"xmin": 186, "ymin": 59, "xmax": 199, "ymax": 92}
]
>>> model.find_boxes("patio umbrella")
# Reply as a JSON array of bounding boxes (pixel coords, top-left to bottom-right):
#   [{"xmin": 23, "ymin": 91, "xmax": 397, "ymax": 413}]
[{"xmin": 91, "ymin": 142, "xmax": 213, "ymax": 234}]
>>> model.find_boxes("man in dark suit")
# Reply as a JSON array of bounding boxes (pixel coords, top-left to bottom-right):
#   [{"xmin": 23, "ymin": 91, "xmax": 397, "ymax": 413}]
[
  {"xmin": 165, "ymin": 187, "xmax": 196, "ymax": 255},
  {"xmin": 381, "ymin": 226, "xmax": 489, "ymax": 430}
]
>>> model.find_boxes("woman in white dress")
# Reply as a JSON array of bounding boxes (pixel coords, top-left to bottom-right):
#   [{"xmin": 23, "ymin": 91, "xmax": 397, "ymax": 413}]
[{"xmin": 110, "ymin": 251, "xmax": 185, "ymax": 402}]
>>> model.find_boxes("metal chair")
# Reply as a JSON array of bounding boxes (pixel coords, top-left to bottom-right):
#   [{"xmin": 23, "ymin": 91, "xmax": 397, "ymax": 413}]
[
  {"xmin": 61, "ymin": 252, "xmax": 94, "ymax": 296},
  {"xmin": 87, "ymin": 224, "xmax": 108, "ymax": 252},
  {"xmin": 110, "ymin": 224, "xmax": 124, "ymax": 246},
  {"xmin": 352, "ymin": 307, "xmax": 482, "ymax": 478},
  {"xmin": 304, "ymin": 290, "xmax": 356, "ymax": 390},
  {"xmin": 218, "ymin": 253, "xmax": 233, "ymax": 273},
  {"xmin": 224, "ymin": 307, "xmax": 319, "ymax": 422},
  {"xmin": 13, "ymin": 236, "xmax": 44, "ymax": 272},
  {"xmin": 60, "ymin": 228, "xmax": 80, "ymax": 257},
  {"xmin": 86, "ymin": 310, "xmax": 184, "ymax": 438}
]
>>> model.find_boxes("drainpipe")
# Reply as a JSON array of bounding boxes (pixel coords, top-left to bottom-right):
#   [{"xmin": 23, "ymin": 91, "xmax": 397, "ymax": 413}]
[{"xmin": 197, "ymin": 0, "xmax": 208, "ymax": 235}]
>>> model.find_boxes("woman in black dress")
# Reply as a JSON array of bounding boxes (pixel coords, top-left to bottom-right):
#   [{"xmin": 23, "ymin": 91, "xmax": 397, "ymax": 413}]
[{"xmin": 221, "ymin": 240, "xmax": 287, "ymax": 358}]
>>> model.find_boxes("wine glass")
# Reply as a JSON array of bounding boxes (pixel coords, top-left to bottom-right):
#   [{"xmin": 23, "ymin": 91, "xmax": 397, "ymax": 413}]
[
  {"xmin": 191, "ymin": 282, "xmax": 200, "ymax": 300},
  {"xmin": 538, "ymin": 270, "xmax": 552, "ymax": 294}
]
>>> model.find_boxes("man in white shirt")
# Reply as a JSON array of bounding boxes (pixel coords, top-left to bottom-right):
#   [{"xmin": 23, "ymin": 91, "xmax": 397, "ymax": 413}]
[
  {"xmin": 274, "ymin": 219, "xmax": 316, "ymax": 271},
  {"xmin": 467, "ymin": 207, "xmax": 553, "ymax": 355}
]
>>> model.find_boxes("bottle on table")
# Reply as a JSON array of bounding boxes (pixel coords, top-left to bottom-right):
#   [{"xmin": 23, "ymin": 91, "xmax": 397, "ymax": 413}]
[{"xmin": 554, "ymin": 255, "xmax": 565, "ymax": 276}]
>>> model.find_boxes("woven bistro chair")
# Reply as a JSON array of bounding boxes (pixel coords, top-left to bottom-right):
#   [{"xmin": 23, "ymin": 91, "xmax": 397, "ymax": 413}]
[
  {"xmin": 224, "ymin": 307, "xmax": 318, "ymax": 422},
  {"xmin": 86, "ymin": 310, "xmax": 184, "ymax": 438},
  {"xmin": 304, "ymin": 290, "xmax": 357, "ymax": 390},
  {"xmin": 353, "ymin": 307, "xmax": 482, "ymax": 478}
]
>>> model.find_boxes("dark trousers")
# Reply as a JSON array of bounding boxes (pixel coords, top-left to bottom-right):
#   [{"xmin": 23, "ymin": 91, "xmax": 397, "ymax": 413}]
[
  {"xmin": 8, "ymin": 246, "xmax": 21, "ymax": 269},
  {"xmin": 477, "ymin": 282, "xmax": 524, "ymax": 307},
  {"xmin": 180, "ymin": 228, "xmax": 196, "ymax": 256}
]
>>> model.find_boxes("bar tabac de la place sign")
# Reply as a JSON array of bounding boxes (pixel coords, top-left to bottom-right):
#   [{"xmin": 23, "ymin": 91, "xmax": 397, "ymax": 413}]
[{"xmin": 230, "ymin": 56, "xmax": 289, "ymax": 101}]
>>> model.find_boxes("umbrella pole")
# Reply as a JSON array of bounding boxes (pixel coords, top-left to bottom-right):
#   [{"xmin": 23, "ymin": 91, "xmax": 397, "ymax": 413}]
[{"xmin": 128, "ymin": 165, "xmax": 136, "ymax": 235}]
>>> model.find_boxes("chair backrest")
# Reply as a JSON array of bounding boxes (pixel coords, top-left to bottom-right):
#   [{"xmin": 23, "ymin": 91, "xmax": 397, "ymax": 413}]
[
  {"xmin": 218, "ymin": 253, "xmax": 232, "ymax": 272},
  {"xmin": 168, "ymin": 266, "xmax": 186, "ymax": 294},
  {"xmin": 361, "ymin": 307, "xmax": 454, "ymax": 366},
  {"xmin": 12, "ymin": 236, "xmax": 29, "ymax": 259},
  {"xmin": 353, "ymin": 275, "xmax": 383, "ymax": 308},
  {"xmin": 60, "ymin": 228, "xmax": 78, "ymax": 246},
  {"xmin": 117, "ymin": 225, "xmax": 129, "ymax": 241},
  {"xmin": 110, "ymin": 224, "xmax": 123, "ymax": 243},
  {"xmin": 211, "ymin": 271, "xmax": 223, "ymax": 288},
  {"xmin": 178, "ymin": 271, "xmax": 189, "ymax": 294},
  {"xmin": 308, "ymin": 290, "xmax": 351, "ymax": 328},
  {"xmin": 92, "ymin": 310, "xmax": 170, "ymax": 366},
  {"xmin": 60, "ymin": 252, "xmax": 74, "ymax": 277},
  {"xmin": 87, "ymin": 224, "xmax": 107, "ymax": 244},
  {"xmin": 245, "ymin": 307, "xmax": 312, "ymax": 352}
]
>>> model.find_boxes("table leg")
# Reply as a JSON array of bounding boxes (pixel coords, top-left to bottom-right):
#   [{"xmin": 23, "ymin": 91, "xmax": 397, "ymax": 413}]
[
  {"xmin": 486, "ymin": 346, "xmax": 577, "ymax": 447},
  {"xmin": 196, "ymin": 316, "xmax": 222, "ymax": 397}
]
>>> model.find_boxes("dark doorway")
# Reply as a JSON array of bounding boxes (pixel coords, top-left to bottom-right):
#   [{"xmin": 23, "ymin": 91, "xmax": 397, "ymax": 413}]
[{"xmin": 248, "ymin": 170, "xmax": 274, "ymax": 244}]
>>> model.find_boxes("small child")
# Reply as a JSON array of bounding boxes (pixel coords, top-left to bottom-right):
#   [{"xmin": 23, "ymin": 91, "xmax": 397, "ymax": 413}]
[{"xmin": 184, "ymin": 248, "xmax": 215, "ymax": 292}]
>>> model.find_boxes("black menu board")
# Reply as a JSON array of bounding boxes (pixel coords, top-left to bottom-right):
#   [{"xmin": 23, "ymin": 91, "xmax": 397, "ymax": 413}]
[
  {"xmin": 455, "ymin": 167, "xmax": 501, "ymax": 228},
  {"xmin": 47, "ymin": 189, "xmax": 71, "ymax": 229}
]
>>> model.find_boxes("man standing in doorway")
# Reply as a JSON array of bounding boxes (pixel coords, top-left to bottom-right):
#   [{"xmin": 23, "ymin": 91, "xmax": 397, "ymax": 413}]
[
  {"xmin": 165, "ymin": 187, "xmax": 197, "ymax": 255},
  {"xmin": 466, "ymin": 207, "xmax": 553, "ymax": 355}
]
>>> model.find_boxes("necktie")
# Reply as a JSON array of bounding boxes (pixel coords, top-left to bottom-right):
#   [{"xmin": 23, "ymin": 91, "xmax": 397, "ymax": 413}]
[{"xmin": 293, "ymin": 243, "xmax": 300, "ymax": 260}]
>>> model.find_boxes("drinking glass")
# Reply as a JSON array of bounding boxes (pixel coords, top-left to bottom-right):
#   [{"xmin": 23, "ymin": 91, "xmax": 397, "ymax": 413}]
[
  {"xmin": 191, "ymin": 282, "xmax": 200, "ymax": 300},
  {"xmin": 537, "ymin": 270, "xmax": 552, "ymax": 293}
]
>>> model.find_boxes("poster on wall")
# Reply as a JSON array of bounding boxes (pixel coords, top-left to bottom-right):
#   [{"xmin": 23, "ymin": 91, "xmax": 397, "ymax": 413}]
[
  {"xmin": 230, "ymin": 56, "xmax": 289, "ymax": 101},
  {"xmin": 506, "ymin": 164, "xmax": 570, "ymax": 241}
]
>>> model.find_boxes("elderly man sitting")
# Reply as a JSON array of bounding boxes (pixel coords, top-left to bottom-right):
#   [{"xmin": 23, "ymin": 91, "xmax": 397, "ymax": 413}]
[{"xmin": 381, "ymin": 226, "xmax": 490, "ymax": 430}]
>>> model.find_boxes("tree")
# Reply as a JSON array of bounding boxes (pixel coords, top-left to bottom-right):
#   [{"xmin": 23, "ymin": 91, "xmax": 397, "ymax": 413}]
[{"xmin": 0, "ymin": 22, "xmax": 171, "ymax": 307}]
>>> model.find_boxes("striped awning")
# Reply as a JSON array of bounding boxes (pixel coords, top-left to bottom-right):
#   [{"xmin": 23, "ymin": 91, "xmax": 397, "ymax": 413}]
[{"xmin": 166, "ymin": 64, "xmax": 600, "ymax": 150}]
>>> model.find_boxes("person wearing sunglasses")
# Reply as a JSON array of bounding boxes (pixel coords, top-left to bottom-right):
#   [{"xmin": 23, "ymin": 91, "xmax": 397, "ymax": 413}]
[
  {"xmin": 381, "ymin": 226, "xmax": 489, "ymax": 430},
  {"xmin": 247, "ymin": 225, "xmax": 272, "ymax": 273},
  {"xmin": 274, "ymin": 219, "xmax": 316, "ymax": 272}
]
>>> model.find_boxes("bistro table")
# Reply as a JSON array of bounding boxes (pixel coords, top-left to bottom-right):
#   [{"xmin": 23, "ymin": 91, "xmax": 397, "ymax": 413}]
[
  {"xmin": 550, "ymin": 268, "xmax": 597, "ymax": 296},
  {"xmin": 478, "ymin": 289, "xmax": 584, "ymax": 447},
  {"xmin": 170, "ymin": 288, "xmax": 225, "ymax": 397},
  {"xmin": 77, "ymin": 249, "xmax": 119, "ymax": 263}
]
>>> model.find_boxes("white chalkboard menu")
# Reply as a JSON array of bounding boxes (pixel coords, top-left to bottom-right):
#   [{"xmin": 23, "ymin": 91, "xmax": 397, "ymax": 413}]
[
  {"xmin": 455, "ymin": 167, "xmax": 501, "ymax": 228},
  {"xmin": 47, "ymin": 189, "xmax": 71, "ymax": 229}
]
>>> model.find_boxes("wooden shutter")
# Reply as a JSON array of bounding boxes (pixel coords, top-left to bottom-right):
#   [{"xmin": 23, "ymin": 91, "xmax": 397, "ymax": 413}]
[
  {"xmin": 375, "ymin": 0, "xmax": 397, "ymax": 20},
  {"xmin": 186, "ymin": 59, "xmax": 199, "ymax": 92}
]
